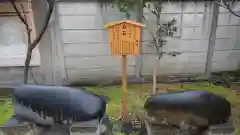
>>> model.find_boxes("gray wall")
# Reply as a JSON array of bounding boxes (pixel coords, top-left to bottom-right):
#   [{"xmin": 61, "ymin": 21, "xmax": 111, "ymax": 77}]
[
  {"xmin": 0, "ymin": 66, "xmax": 41, "ymax": 87},
  {"xmin": 32, "ymin": 0, "xmax": 67, "ymax": 85},
  {"xmin": 141, "ymin": 1, "xmax": 240, "ymax": 75},
  {"xmin": 57, "ymin": 2, "xmax": 136, "ymax": 84},
  {"xmin": 49, "ymin": 1, "xmax": 240, "ymax": 84}
]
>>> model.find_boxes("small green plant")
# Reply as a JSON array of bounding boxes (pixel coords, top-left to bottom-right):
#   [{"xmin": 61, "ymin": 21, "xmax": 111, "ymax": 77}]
[{"xmin": 143, "ymin": 2, "xmax": 180, "ymax": 95}]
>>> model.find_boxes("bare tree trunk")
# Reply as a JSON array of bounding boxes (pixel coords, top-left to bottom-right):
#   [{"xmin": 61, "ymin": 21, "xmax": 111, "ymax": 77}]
[
  {"xmin": 152, "ymin": 1, "xmax": 161, "ymax": 95},
  {"xmin": 23, "ymin": 6, "xmax": 32, "ymax": 84},
  {"xmin": 10, "ymin": 0, "xmax": 54, "ymax": 84},
  {"xmin": 152, "ymin": 56, "xmax": 159, "ymax": 95},
  {"xmin": 24, "ymin": 49, "xmax": 32, "ymax": 84}
]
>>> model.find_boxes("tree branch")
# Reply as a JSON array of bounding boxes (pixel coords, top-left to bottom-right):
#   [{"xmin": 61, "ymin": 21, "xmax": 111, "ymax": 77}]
[
  {"xmin": 20, "ymin": 3, "xmax": 31, "ymax": 45},
  {"xmin": 20, "ymin": 4, "xmax": 27, "ymax": 24},
  {"xmin": 10, "ymin": 0, "xmax": 54, "ymax": 50},
  {"xmin": 216, "ymin": 0, "xmax": 240, "ymax": 17},
  {"xmin": 222, "ymin": 0, "xmax": 240, "ymax": 17},
  {"xmin": 9, "ymin": 0, "xmax": 28, "ymax": 26}
]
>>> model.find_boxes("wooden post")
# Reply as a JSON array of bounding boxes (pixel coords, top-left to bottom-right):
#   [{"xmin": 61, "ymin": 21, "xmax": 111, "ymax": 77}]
[
  {"xmin": 205, "ymin": 2, "xmax": 219, "ymax": 78},
  {"xmin": 104, "ymin": 20, "xmax": 145, "ymax": 119},
  {"xmin": 121, "ymin": 55, "xmax": 127, "ymax": 119}
]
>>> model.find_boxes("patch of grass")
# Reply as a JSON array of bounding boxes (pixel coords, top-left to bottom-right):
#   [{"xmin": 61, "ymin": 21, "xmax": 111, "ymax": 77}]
[
  {"xmin": 84, "ymin": 84, "xmax": 152, "ymax": 118},
  {"xmin": 0, "ymin": 93, "xmax": 13, "ymax": 126},
  {"xmin": 0, "ymin": 99, "xmax": 13, "ymax": 125},
  {"xmin": 83, "ymin": 82, "xmax": 240, "ymax": 134}
]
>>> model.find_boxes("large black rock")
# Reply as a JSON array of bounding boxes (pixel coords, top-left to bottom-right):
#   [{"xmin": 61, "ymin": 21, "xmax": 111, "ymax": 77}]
[
  {"xmin": 144, "ymin": 90, "xmax": 231, "ymax": 126},
  {"xmin": 12, "ymin": 84, "xmax": 106, "ymax": 126}
]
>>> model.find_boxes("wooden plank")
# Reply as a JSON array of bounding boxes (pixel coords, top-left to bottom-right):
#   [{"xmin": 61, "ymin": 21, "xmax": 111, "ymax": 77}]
[
  {"xmin": 0, "ymin": 2, "xmax": 30, "ymax": 13},
  {"xmin": 205, "ymin": 2, "xmax": 219, "ymax": 78}
]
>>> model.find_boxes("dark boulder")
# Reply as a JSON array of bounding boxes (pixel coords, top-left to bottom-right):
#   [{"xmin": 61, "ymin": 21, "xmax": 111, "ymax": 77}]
[
  {"xmin": 13, "ymin": 84, "xmax": 106, "ymax": 126},
  {"xmin": 144, "ymin": 90, "xmax": 231, "ymax": 126}
]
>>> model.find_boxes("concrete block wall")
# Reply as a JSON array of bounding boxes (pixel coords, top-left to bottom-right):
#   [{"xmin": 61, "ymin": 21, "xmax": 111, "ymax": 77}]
[
  {"xmin": 57, "ymin": 1, "xmax": 240, "ymax": 84},
  {"xmin": 57, "ymin": 2, "xmax": 136, "ymax": 83},
  {"xmin": 0, "ymin": 66, "xmax": 41, "ymax": 87},
  {"xmin": 141, "ymin": 1, "xmax": 240, "ymax": 75}
]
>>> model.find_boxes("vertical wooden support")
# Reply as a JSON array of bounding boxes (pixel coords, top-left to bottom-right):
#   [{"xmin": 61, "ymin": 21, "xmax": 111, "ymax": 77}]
[
  {"xmin": 205, "ymin": 2, "xmax": 219, "ymax": 78},
  {"xmin": 121, "ymin": 55, "xmax": 127, "ymax": 119}
]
